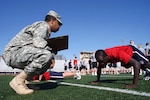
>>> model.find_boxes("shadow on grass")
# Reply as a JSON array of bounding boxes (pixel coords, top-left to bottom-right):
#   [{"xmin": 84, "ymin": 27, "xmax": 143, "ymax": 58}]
[
  {"xmin": 90, "ymin": 78, "xmax": 133, "ymax": 85},
  {"xmin": 101, "ymin": 78, "xmax": 132, "ymax": 83},
  {"xmin": 27, "ymin": 82, "xmax": 58, "ymax": 90}
]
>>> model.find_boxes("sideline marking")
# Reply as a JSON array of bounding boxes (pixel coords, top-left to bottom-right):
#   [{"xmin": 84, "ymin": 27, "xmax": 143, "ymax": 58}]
[{"xmin": 48, "ymin": 80, "xmax": 150, "ymax": 97}]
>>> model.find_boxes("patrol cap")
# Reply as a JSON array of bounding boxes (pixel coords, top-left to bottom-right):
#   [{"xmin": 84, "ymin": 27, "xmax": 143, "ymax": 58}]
[{"xmin": 47, "ymin": 10, "xmax": 62, "ymax": 25}]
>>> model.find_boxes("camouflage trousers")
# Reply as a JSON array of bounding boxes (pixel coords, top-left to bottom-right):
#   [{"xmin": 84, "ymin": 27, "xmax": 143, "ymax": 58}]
[{"xmin": 3, "ymin": 46, "xmax": 54, "ymax": 77}]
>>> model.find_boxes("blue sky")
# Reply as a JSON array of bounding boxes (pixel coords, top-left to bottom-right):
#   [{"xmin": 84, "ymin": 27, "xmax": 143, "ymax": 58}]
[{"xmin": 0, "ymin": 0, "xmax": 150, "ymax": 60}]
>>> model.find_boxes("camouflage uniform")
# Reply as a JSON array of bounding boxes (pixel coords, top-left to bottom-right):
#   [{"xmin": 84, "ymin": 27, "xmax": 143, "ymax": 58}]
[{"xmin": 3, "ymin": 21, "xmax": 55, "ymax": 76}]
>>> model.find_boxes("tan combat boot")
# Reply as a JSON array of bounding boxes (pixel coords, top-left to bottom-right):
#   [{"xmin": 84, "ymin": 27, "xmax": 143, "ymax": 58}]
[{"xmin": 9, "ymin": 71, "xmax": 34, "ymax": 95}]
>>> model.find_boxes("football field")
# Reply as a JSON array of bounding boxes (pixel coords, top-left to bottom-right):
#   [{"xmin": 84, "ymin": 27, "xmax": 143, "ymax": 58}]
[{"xmin": 0, "ymin": 74, "xmax": 150, "ymax": 100}]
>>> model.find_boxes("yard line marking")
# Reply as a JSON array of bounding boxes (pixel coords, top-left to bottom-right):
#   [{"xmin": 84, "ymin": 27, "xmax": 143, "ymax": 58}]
[{"xmin": 48, "ymin": 80, "xmax": 150, "ymax": 97}]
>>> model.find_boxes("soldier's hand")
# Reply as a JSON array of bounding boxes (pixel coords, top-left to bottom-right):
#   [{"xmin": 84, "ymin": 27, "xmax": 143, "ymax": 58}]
[{"xmin": 51, "ymin": 49, "xmax": 58, "ymax": 55}]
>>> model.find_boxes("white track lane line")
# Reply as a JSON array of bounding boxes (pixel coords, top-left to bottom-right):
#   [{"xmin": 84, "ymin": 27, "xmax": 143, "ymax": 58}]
[{"xmin": 48, "ymin": 80, "xmax": 150, "ymax": 97}]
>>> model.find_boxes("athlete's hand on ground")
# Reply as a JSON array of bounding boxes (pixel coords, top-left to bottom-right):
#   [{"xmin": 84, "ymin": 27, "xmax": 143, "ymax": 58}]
[
  {"xmin": 91, "ymin": 81, "xmax": 100, "ymax": 85},
  {"xmin": 125, "ymin": 84, "xmax": 137, "ymax": 89}
]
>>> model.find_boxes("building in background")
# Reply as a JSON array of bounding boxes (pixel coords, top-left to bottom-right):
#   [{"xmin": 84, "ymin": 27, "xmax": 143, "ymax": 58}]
[
  {"xmin": 55, "ymin": 54, "xmax": 66, "ymax": 60},
  {"xmin": 80, "ymin": 51, "xmax": 95, "ymax": 62}
]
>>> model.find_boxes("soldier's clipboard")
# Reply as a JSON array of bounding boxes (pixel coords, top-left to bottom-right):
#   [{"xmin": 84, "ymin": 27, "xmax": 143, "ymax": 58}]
[{"xmin": 47, "ymin": 35, "xmax": 68, "ymax": 51}]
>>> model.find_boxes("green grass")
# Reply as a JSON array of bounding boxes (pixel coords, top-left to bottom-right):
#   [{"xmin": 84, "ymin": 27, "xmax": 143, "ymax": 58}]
[{"xmin": 0, "ymin": 74, "xmax": 150, "ymax": 100}]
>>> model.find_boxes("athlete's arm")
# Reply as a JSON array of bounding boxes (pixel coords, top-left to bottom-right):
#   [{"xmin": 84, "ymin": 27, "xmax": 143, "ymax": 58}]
[
  {"xmin": 91, "ymin": 62, "xmax": 106, "ymax": 84},
  {"xmin": 125, "ymin": 58, "xmax": 141, "ymax": 88},
  {"xmin": 96, "ymin": 63, "xmax": 101, "ymax": 82}
]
